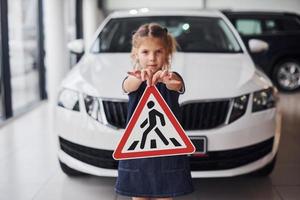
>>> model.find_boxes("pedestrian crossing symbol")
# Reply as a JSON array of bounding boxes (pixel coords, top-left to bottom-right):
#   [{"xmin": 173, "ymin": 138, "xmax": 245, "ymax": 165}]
[{"xmin": 113, "ymin": 86, "xmax": 195, "ymax": 160}]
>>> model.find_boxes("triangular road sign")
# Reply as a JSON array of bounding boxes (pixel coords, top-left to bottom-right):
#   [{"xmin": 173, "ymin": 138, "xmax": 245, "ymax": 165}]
[{"xmin": 113, "ymin": 85, "xmax": 195, "ymax": 160}]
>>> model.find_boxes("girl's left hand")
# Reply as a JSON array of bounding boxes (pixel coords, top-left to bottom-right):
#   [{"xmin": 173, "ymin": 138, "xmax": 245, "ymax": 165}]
[
  {"xmin": 127, "ymin": 69, "xmax": 154, "ymax": 86},
  {"xmin": 152, "ymin": 70, "xmax": 181, "ymax": 86}
]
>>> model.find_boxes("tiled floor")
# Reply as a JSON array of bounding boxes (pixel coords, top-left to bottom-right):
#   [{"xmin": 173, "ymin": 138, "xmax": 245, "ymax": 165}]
[{"xmin": 0, "ymin": 92, "xmax": 300, "ymax": 200}]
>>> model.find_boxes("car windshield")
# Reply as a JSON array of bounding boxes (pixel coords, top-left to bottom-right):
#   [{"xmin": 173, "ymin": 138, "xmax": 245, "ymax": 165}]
[{"xmin": 91, "ymin": 16, "xmax": 242, "ymax": 53}]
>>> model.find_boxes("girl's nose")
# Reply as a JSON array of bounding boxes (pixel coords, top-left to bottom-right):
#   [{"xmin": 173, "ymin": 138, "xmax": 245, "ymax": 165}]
[{"xmin": 149, "ymin": 53, "xmax": 156, "ymax": 61}]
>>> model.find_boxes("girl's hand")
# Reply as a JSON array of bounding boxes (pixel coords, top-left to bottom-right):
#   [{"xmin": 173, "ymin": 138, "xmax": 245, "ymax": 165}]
[
  {"xmin": 127, "ymin": 70, "xmax": 142, "ymax": 80},
  {"xmin": 152, "ymin": 70, "xmax": 166, "ymax": 85},
  {"xmin": 141, "ymin": 69, "xmax": 154, "ymax": 86},
  {"xmin": 127, "ymin": 69, "xmax": 154, "ymax": 86},
  {"xmin": 152, "ymin": 70, "xmax": 181, "ymax": 86}
]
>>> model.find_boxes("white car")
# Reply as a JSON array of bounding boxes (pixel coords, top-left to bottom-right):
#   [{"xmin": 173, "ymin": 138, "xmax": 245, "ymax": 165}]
[{"xmin": 55, "ymin": 9, "xmax": 281, "ymax": 178}]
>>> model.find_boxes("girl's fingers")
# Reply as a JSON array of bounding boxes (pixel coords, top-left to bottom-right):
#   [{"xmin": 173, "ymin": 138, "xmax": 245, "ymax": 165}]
[
  {"xmin": 134, "ymin": 70, "xmax": 142, "ymax": 79},
  {"xmin": 162, "ymin": 73, "xmax": 181, "ymax": 85},
  {"xmin": 152, "ymin": 71, "xmax": 160, "ymax": 85},
  {"xmin": 127, "ymin": 71, "xmax": 134, "ymax": 76},
  {"xmin": 160, "ymin": 70, "xmax": 169, "ymax": 79},
  {"xmin": 129, "ymin": 69, "xmax": 164, "ymax": 86},
  {"xmin": 140, "ymin": 69, "xmax": 152, "ymax": 86},
  {"xmin": 168, "ymin": 72, "xmax": 173, "ymax": 80},
  {"xmin": 145, "ymin": 69, "xmax": 152, "ymax": 79},
  {"xmin": 164, "ymin": 79, "xmax": 181, "ymax": 86},
  {"xmin": 147, "ymin": 78, "xmax": 151, "ymax": 86},
  {"xmin": 145, "ymin": 69, "xmax": 153, "ymax": 86},
  {"xmin": 159, "ymin": 71, "xmax": 172, "ymax": 84},
  {"xmin": 141, "ymin": 70, "xmax": 146, "ymax": 81},
  {"xmin": 170, "ymin": 79, "xmax": 181, "ymax": 85},
  {"xmin": 162, "ymin": 75, "xmax": 169, "ymax": 83},
  {"xmin": 127, "ymin": 71, "xmax": 137, "ymax": 76},
  {"xmin": 152, "ymin": 70, "xmax": 163, "ymax": 85},
  {"xmin": 127, "ymin": 70, "xmax": 141, "ymax": 79}
]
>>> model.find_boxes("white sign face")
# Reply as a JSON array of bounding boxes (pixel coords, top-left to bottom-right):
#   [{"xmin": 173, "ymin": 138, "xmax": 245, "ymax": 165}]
[
  {"xmin": 113, "ymin": 86, "xmax": 195, "ymax": 160},
  {"xmin": 122, "ymin": 93, "xmax": 187, "ymax": 153}
]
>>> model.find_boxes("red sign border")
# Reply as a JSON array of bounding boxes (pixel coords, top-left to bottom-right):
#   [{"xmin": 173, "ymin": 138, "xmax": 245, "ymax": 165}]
[{"xmin": 113, "ymin": 86, "xmax": 195, "ymax": 160}]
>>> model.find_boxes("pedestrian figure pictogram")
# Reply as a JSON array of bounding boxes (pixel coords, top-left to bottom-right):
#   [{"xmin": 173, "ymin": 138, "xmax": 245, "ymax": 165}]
[
  {"xmin": 113, "ymin": 86, "xmax": 195, "ymax": 160},
  {"xmin": 140, "ymin": 101, "xmax": 169, "ymax": 149}
]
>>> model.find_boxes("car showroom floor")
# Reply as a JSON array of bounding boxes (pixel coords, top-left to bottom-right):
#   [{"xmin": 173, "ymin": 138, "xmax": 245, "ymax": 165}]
[{"xmin": 0, "ymin": 92, "xmax": 299, "ymax": 200}]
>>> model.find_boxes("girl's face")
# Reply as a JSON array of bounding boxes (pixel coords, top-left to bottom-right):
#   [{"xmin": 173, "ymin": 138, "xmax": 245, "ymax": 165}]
[{"xmin": 136, "ymin": 37, "xmax": 167, "ymax": 73}]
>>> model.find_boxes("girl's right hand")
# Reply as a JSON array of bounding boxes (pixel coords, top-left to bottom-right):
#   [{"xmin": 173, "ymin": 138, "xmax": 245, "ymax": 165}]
[{"xmin": 127, "ymin": 69, "xmax": 154, "ymax": 86}]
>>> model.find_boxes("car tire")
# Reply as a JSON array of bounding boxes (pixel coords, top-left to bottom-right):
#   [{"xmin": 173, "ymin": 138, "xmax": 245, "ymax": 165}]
[
  {"xmin": 272, "ymin": 59, "xmax": 300, "ymax": 92},
  {"xmin": 251, "ymin": 154, "xmax": 277, "ymax": 176},
  {"xmin": 59, "ymin": 160, "xmax": 87, "ymax": 176}
]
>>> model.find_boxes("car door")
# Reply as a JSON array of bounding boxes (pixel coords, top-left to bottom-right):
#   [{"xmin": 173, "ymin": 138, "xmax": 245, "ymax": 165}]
[{"xmin": 227, "ymin": 15, "xmax": 284, "ymax": 74}]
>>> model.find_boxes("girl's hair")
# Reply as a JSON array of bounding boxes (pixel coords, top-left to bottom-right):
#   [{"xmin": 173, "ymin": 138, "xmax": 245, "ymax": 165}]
[{"xmin": 131, "ymin": 23, "xmax": 177, "ymax": 70}]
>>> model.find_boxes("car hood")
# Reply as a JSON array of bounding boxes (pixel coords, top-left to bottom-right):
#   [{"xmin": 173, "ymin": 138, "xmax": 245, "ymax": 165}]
[{"xmin": 63, "ymin": 53, "xmax": 272, "ymax": 101}]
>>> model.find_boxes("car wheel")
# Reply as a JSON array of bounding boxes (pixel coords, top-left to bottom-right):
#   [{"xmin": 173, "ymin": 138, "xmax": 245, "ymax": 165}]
[
  {"xmin": 251, "ymin": 155, "xmax": 277, "ymax": 176},
  {"xmin": 59, "ymin": 160, "xmax": 87, "ymax": 176},
  {"xmin": 273, "ymin": 59, "xmax": 300, "ymax": 92}
]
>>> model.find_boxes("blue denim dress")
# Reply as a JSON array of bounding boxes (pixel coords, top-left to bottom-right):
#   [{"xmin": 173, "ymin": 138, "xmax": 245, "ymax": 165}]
[{"xmin": 115, "ymin": 74, "xmax": 194, "ymax": 198}]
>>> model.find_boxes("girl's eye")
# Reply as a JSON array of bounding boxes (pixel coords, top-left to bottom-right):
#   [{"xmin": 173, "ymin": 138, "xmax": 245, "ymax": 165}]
[
  {"xmin": 156, "ymin": 49, "xmax": 164, "ymax": 54},
  {"xmin": 142, "ymin": 50, "xmax": 148, "ymax": 54}
]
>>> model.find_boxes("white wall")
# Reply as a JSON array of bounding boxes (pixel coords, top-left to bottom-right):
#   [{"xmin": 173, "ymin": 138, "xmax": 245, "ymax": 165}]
[
  {"xmin": 207, "ymin": 0, "xmax": 300, "ymax": 14},
  {"xmin": 104, "ymin": 0, "xmax": 300, "ymax": 14},
  {"xmin": 104, "ymin": 0, "xmax": 204, "ymax": 11}
]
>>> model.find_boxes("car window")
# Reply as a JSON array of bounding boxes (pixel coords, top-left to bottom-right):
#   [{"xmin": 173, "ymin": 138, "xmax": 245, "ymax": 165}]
[
  {"xmin": 235, "ymin": 19, "xmax": 262, "ymax": 35},
  {"xmin": 90, "ymin": 16, "xmax": 242, "ymax": 53},
  {"xmin": 278, "ymin": 17, "xmax": 300, "ymax": 31},
  {"xmin": 264, "ymin": 19, "xmax": 280, "ymax": 33}
]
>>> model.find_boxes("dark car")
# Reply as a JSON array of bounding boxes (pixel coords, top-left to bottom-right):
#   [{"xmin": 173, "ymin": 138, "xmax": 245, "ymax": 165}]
[{"xmin": 223, "ymin": 10, "xmax": 300, "ymax": 92}]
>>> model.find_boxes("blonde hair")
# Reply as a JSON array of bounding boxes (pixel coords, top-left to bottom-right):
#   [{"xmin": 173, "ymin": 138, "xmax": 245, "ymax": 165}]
[{"xmin": 131, "ymin": 23, "xmax": 177, "ymax": 70}]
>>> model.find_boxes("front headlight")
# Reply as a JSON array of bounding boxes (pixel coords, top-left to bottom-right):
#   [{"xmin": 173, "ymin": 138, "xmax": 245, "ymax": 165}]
[
  {"xmin": 252, "ymin": 87, "xmax": 276, "ymax": 113},
  {"xmin": 57, "ymin": 88, "xmax": 80, "ymax": 111},
  {"xmin": 84, "ymin": 95, "xmax": 103, "ymax": 123},
  {"xmin": 229, "ymin": 94, "xmax": 249, "ymax": 123}
]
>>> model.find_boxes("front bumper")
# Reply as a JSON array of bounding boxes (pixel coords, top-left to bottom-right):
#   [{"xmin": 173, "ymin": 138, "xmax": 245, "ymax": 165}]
[
  {"xmin": 56, "ymin": 95, "xmax": 282, "ymax": 178},
  {"xmin": 59, "ymin": 136, "xmax": 274, "ymax": 171},
  {"xmin": 58, "ymin": 133, "xmax": 277, "ymax": 178},
  {"xmin": 58, "ymin": 136, "xmax": 276, "ymax": 178}
]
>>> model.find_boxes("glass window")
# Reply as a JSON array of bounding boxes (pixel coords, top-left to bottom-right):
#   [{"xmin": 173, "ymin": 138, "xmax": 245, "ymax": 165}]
[
  {"xmin": 279, "ymin": 17, "xmax": 300, "ymax": 31},
  {"xmin": 264, "ymin": 19, "xmax": 280, "ymax": 33},
  {"xmin": 91, "ymin": 16, "xmax": 242, "ymax": 53},
  {"xmin": 8, "ymin": 0, "xmax": 40, "ymax": 113},
  {"xmin": 235, "ymin": 19, "xmax": 262, "ymax": 35}
]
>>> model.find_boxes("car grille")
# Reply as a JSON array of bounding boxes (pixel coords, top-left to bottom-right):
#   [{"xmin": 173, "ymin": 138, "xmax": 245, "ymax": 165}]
[
  {"xmin": 59, "ymin": 136, "xmax": 274, "ymax": 171},
  {"xmin": 102, "ymin": 100, "xmax": 230, "ymax": 130},
  {"xmin": 180, "ymin": 100, "xmax": 230, "ymax": 130},
  {"xmin": 102, "ymin": 100, "xmax": 128, "ymax": 129}
]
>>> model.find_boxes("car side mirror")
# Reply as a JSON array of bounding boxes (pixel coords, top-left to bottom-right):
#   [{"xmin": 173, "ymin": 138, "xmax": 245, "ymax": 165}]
[
  {"xmin": 67, "ymin": 39, "xmax": 84, "ymax": 54},
  {"xmin": 248, "ymin": 39, "xmax": 269, "ymax": 53}
]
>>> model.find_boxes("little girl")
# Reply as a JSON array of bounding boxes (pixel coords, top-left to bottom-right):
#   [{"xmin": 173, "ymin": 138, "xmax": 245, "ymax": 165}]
[{"xmin": 115, "ymin": 23, "xmax": 194, "ymax": 200}]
